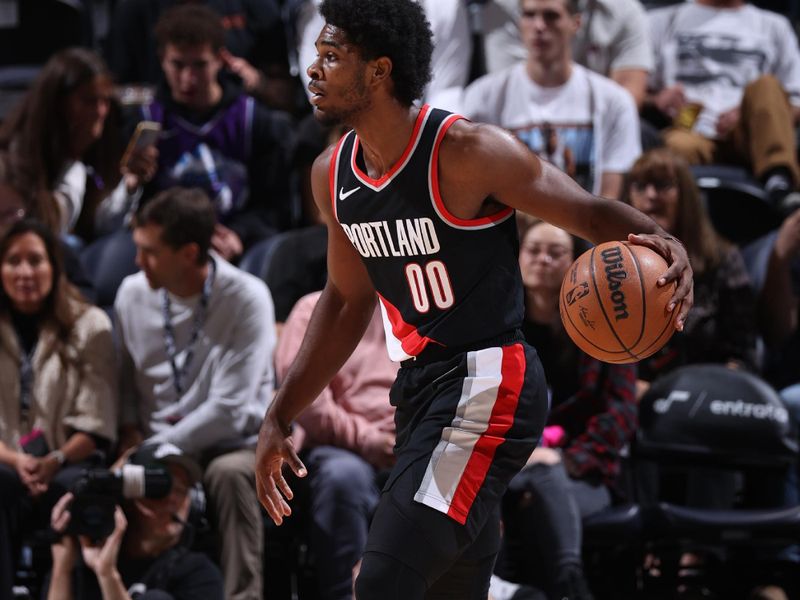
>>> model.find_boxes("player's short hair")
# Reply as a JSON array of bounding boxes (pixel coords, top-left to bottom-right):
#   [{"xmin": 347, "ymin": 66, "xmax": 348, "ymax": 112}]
[
  {"xmin": 154, "ymin": 4, "xmax": 225, "ymax": 55},
  {"xmin": 319, "ymin": 0, "xmax": 433, "ymax": 106},
  {"xmin": 135, "ymin": 187, "xmax": 216, "ymax": 264}
]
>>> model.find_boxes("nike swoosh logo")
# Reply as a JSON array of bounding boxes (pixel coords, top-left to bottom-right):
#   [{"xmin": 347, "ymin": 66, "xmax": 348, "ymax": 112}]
[{"xmin": 339, "ymin": 186, "xmax": 361, "ymax": 201}]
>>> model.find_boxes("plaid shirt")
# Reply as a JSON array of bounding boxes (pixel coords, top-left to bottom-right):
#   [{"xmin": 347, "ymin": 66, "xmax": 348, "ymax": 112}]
[
  {"xmin": 548, "ymin": 354, "xmax": 638, "ymax": 490},
  {"xmin": 523, "ymin": 320, "xmax": 637, "ymax": 490}
]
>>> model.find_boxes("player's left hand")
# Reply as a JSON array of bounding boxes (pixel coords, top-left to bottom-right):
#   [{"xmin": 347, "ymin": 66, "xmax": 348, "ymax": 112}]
[
  {"xmin": 255, "ymin": 412, "xmax": 307, "ymax": 525},
  {"xmin": 628, "ymin": 232, "xmax": 694, "ymax": 331}
]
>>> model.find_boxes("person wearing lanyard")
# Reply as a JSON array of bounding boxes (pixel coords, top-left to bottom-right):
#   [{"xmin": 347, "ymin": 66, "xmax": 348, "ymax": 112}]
[
  {"xmin": 0, "ymin": 219, "xmax": 117, "ymax": 600},
  {"xmin": 114, "ymin": 187, "xmax": 277, "ymax": 600}
]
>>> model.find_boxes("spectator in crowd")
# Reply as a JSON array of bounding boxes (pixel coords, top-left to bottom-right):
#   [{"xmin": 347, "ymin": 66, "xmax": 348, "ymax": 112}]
[
  {"xmin": 274, "ymin": 291, "xmax": 397, "ymax": 600},
  {"xmin": 0, "ymin": 219, "xmax": 117, "ymax": 600},
  {"xmin": 481, "ymin": 0, "xmax": 654, "ymax": 108},
  {"xmin": 0, "ymin": 152, "xmax": 60, "ymax": 235},
  {"xmin": 622, "ymin": 148, "xmax": 758, "ymax": 529},
  {"xmin": 0, "ymin": 48, "xmax": 125, "ymax": 242},
  {"xmin": 46, "ymin": 442, "xmax": 224, "ymax": 600},
  {"xmin": 463, "ymin": 0, "xmax": 641, "ymax": 200},
  {"xmin": 106, "ymin": 0, "xmax": 284, "ymax": 91},
  {"xmin": 756, "ymin": 209, "xmax": 800, "ymax": 362},
  {"xmin": 295, "ymin": 0, "xmax": 472, "ymax": 111},
  {"xmin": 114, "ymin": 187, "xmax": 276, "ymax": 600},
  {"xmin": 750, "ymin": 210, "xmax": 800, "ymax": 509},
  {"xmin": 121, "ymin": 4, "xmax": 295, "ymax": 262},
  {"xmin": 623, "ymin": 148, "xmax": 758, "ymax": 388},
  {"xmin": 0, "ymin": 152, "xmax": 95, "ymax": 301},
  {"xmin": 646, "ymin": 0, "xmax": 800, "ymax": 212},
  {"xmin": 490, "ymin": 217, "xmax": 637, "ymax": 600}
]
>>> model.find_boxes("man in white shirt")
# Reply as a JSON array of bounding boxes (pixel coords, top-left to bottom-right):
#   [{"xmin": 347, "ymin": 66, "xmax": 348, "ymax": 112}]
[
  {"xmin": 481, "ymin": 0, "xmax": 654, "ymax": 108},
  {"xmin": 647, "ymin": 0, "xmax": 800, "ymax": 211},
  {"xmin": 115, "ymin": 187, "xmax": 277, "ymax": 600},
  {"xmin": 463, "ymin": 0, "xmax": 641, "ymax": 200}
]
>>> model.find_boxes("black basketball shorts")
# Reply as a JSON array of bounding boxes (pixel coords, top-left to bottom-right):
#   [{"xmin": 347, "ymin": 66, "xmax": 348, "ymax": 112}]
[{"xmin": 366, "ymin": 340, "xmax": 549, "ymax": 570}]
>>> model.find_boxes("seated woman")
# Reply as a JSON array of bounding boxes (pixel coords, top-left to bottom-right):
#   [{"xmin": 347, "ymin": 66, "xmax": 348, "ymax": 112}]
[
  {"xmin": 0, "ymin": 48, "xmax": 125, "ymax": 242},
  {"xmin": 0, "ymin": 219, "xmax": 117, "ymax": 600},
  {"xmin": 622, "ymin": 148, "xmax": 759, "ymax": 392},
  {"xmin": 0, "ymin": 151, "xmax": 95, "ymax": 301},
  {"xmin": 622, "ymin": 148, "xmax": 760, "ymax": 509},
  {"xmin": 495, "ymin": 217, "xmax": 638, "ymax": 600}
]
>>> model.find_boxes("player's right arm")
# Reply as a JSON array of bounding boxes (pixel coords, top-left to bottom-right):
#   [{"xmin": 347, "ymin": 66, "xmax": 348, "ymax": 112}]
[{"xmin": 255, "ymin": 144, "xmax": 378, "ymax": 524}]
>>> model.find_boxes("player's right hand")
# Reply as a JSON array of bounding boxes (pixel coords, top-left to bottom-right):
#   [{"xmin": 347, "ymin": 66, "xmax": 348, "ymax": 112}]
[{"xmin": 255, "ymin": 412, "xmax": 307, "ymax": 525}]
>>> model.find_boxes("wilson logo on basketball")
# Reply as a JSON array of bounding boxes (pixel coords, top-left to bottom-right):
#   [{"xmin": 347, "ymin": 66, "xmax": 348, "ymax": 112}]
[
  {"xmin": 559, "ymin": 241, "xmax": 678, "ymax": 364},
  {"xmin": 600, "ymin": 246, "xmax": 629, "ymax": 321}
]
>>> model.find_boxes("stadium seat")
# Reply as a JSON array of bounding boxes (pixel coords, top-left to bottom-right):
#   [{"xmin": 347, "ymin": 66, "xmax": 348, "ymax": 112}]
[
  {"xmin": 691, "ymin": 165, "xmax": 783, "ymax": 245},
  {"xmin": 239, "ymin": 226, "xmax": 327, "ymax": 322},
  {"xmin": 584, "ymin": 364, "xmax": 800, "ymax": 598}
]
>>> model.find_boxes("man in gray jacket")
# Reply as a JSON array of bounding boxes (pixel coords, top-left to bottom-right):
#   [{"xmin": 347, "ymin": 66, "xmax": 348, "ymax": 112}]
[{"xmin": 115, "ymin": 187, "xmax": 276, "ymax": 600}]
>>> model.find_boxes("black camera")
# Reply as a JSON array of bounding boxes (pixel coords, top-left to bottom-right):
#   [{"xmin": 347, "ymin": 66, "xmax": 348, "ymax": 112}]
[{"xmin": 67, "ymin": 464, "xmax": 173, "ymax": 539}]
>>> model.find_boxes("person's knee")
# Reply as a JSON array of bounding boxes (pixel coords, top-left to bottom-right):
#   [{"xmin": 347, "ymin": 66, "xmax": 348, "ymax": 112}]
[
  {"xmin": 312, "ymin": 450, "xmax": 374, "ymax": 497},
  {"xmin": 663, "ymin": 129, "xmax": 711, "ymax": 164},
  {"xmin": 354, "ymin": 551, "xmax": 427, "ymax": 600},
  {"xmin": 203, "ymin": 450, "xmax": 254, "ymax": 493},
  {"xmin": 745, "ymin": 74, "xmax": 783, "ymax": 97}
]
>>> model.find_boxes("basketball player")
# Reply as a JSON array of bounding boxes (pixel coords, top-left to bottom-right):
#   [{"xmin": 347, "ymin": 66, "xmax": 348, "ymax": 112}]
[{"xmin": 255, "ymin": 0, "xmax": 693, "ymax": 598}]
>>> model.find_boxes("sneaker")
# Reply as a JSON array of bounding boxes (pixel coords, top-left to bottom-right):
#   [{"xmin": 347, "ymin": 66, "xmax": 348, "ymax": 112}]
[{"xmin": 490, "ymin": 575, "xmax": 522, "ymax": 600}]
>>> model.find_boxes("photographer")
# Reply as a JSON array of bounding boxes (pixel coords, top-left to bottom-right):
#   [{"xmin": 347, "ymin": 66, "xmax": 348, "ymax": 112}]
[{"xmin": 46, "ymin": 444, "xmax": 223, "ymax": 600}]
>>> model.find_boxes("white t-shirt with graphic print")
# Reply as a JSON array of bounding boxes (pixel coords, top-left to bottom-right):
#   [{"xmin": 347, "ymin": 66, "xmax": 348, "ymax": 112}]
[
  {"xmin": 648, "ymin": 1, "xmax": 800, "ymax": 139},
  {"xmin": 462, "ymin": 62, "xmax": 641, "ymax": 196}
]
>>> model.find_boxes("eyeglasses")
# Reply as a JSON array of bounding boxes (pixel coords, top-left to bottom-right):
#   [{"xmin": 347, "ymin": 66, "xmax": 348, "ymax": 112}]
[
  {"xmin": 522, "ymin": 244, "xmax": 572, "ymax": 261},
  {"xmin": 630, "ymin": 180, "xmax": 676, "ymax": 194}
]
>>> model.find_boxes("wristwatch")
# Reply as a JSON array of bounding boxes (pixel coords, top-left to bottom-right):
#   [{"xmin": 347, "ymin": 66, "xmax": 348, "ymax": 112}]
[{"xmin": 48, "ymin": 449, "xmax": 67, "ymax": 466}]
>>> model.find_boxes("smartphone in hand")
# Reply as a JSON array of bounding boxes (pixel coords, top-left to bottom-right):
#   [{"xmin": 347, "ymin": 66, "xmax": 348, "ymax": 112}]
[{"xmin": 121, "ymin": 121, "xmax": 161, "ymax": 168}]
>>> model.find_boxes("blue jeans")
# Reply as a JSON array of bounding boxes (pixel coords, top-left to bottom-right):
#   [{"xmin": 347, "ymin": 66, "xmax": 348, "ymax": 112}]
[{"xmin": 304, "ymin": 446, "xmax": 381, "ymax": 600}]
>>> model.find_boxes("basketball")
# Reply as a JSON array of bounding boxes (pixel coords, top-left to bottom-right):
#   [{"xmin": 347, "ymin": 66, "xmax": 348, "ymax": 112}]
[{"xmin": 559, "ymin": 241, "xmax": 679, "ymax": 364}]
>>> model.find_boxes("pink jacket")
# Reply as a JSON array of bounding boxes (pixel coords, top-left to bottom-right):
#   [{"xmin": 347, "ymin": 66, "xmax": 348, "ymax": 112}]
[{"xmin": 275, "ymin": 292, "xmax": 397, "ymax": 467}]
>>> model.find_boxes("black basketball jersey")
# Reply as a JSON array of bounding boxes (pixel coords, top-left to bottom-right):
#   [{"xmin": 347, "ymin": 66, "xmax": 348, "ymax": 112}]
[{"xmin": 331, "ymin": 105, "xmax": 525, "ymax": 362}]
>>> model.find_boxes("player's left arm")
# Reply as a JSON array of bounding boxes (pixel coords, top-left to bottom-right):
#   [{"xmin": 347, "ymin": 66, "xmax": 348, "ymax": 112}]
[{"xmin": 439, "ymin": 120, "xmax": 693, "ymax": 328}]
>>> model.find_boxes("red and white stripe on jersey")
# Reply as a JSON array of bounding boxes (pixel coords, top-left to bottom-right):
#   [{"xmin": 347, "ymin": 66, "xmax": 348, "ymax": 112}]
[
  {"xmin": 329, "ymin": 105, "xmax": 433, "ymax": 221},
  {"xmin": 377, "ymin": 293, "xmax": 441, "ymax": 362},
  {"xmin": 413, "ymin": 344, "xmax": 525, "ymax": 524},
  {"xmin": 428, "ymin": 114, "xmax": 515, "ymax": 231}
]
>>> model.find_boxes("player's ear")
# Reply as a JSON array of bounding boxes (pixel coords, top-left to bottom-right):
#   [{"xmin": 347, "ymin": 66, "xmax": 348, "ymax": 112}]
[{"xmin": 370, "ymin": 57, "xmax": 392, "ymax": 85}]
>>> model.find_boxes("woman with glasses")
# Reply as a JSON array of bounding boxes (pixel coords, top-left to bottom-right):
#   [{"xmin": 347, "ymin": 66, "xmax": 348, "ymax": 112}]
[
  {"xmin": 621, "ymin": 148, "xmax": 759, "ymax": 390},
  {"xmin": 492, "ymin": 217, "xmax": 638, "ymax": 600},
  {"xmin": 0, "ymin": 220, "xmax": 117, "ymax": 600}
]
